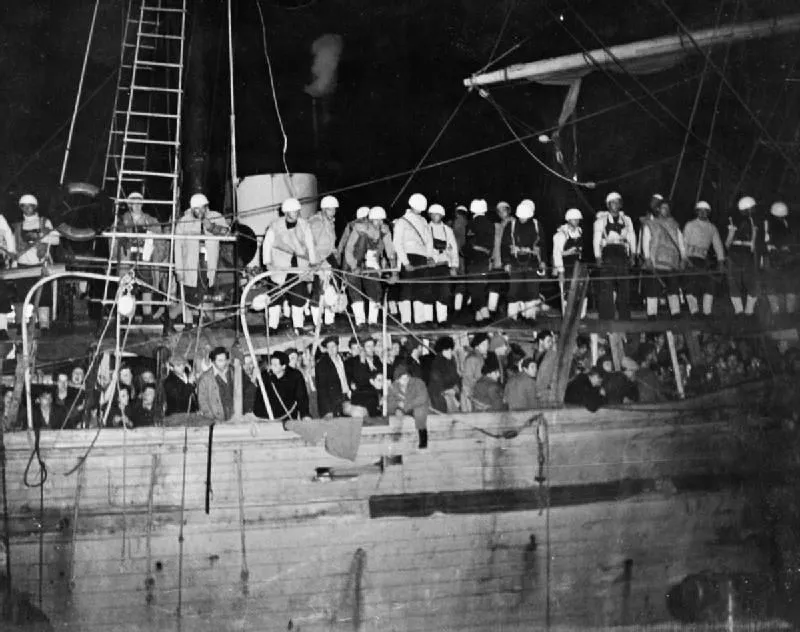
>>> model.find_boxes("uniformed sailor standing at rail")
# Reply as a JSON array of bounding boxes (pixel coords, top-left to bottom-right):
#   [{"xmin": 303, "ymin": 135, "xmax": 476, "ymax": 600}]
[
  {"xmin": 337, "ymin": 205, "xmax": 370, "ymax": 264},
  {"xmin": 262, "ymin": 197, "xmax": 318, "ymax": 335},
  {"xmin": 308, "ymin": 195, "xmax": 340, "ymax": 328},
  {"xmin": 501, "ymin": 199, "xmax": 546, "ymax": 322},
  {"xmin": 640, "ymin": 198, "xmax": 687, "ymax": 319},
  {"xmin": 725, "ymin": 196, "xmax": 760, "ymax": 317},
  {"xmin": 13, "ymin": 194, "xmax": 60, "ymax": 330},
  {"xmin": 682, "ymin": 201, "xmax": 725, "ymax": 318},
  {"xmin": 487, "ymin": 200, "xmax": 513, "ymax": 319},
  {"xmin": 343, "ymin": 206, "xmax": 398, "ymax": 329},
  {"xmin": 764, "ymin": 201, "xmax": 797, "ymax": 315},
  {"xmin": 593, "ymin": 191, "xmax": 636, "ymax": 320},
  {"xmin": 427, "ymin": 203, "xmax": 459, "ymax": 326},
  {"xmin": 552, "ymin": 208, "xmax": 585, "ymax": 315},
  {"xmin": 393, "ymin": 193, "xmax": 435, "ymax": 326},
  {"xmin": 463, "ymin": 199, "xmax": 495, "ymax": 323}
]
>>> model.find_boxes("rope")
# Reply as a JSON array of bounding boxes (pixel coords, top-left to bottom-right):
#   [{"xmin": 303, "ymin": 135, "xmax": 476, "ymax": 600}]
[
  {"xmin": 482, "ymin": 0, "xmax": 517, "ymax": 74},
  {"xmin": 390, "ymin": 91, "xmax": 469, "ymax": 208}
]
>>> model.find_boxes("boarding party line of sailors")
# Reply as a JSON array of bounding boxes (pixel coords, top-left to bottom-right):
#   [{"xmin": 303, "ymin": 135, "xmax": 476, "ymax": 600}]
[{"xmin": 0, "ymin": 189, "xmax": 796, "ymax": 337}]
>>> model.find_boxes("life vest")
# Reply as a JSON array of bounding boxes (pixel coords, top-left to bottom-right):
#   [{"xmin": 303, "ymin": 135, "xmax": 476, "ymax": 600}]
[
  {"xmin": 352, "ymin": 223, "xmax": 390, "ymax": 270},
  {"xmin": 14, "ymin": 216, "xmax": 47, "ymax": 250},
  {"xmin": 508, "ymin": 218, "xmax": 540, "ymax": 263},
  {"xmin": 730, "ymin": 216, "xmax": 756, "ymax": 251},
  {"xmin": 465, "ymin": 215, "xmax": 495, "ymax": 258},
  {"xmin": 648, "ymin": 216, "xmax": 682, "ymax": 270},
  {"xmin": 603, "ymin": 215, "xmax": 629, "ymax": 248},
  {"xmin": 557, "ymin": 224, "xmax": 582, "ymax": 262}
]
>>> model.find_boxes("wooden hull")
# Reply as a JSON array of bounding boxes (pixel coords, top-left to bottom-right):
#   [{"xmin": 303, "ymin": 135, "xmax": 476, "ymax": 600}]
[{"xmin": 3, "ymin": 379, "xmax": 793, "ymax": 630}]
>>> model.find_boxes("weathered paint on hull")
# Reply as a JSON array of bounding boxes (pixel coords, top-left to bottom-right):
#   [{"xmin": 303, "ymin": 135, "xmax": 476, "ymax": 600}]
[{"xmin": 2, "ymin": 380, "xmax": 789, "ymax": 630}]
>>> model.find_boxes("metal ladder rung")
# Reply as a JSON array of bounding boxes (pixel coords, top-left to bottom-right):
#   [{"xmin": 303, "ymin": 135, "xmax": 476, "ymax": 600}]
[
  {"xmin": 120, "ymin": 169, "xmax": 179, "ymax": 178},
  {"xmin": 104, "ymin": 176, "xmax": 144, "ymax": 183},
  {"xmin": 131, "ymin": 85, "xmax": 182, "ymax": 93},
  {"xmin": 112, "ymin": 198, "xmax": 175, "ymax": 205},
  {"xmin": 124, "ymin": 138, "xmax": 179, "ymax": 146},
  {"xmin": 107, "ymin": 154, "xmax": 147, "ymax": 160},
  {"xmin": 121, "ymin": 64, "xmax": 154, "ymax": 70},
  {"xmin": 125, "ymin": 60, "xmax": 183, "ymax": 69},
  {"xmin": 124, "ymin": 43, "xmax": 156, "ymax": 50},
  {"xmin": 111, "ymin": 130, "xmax": 148, "ymax": 136},
  {"xmin": 142, "ymin": 6, "xmax": 187, "ymax": 13},
  {"xmin": 129, "ymin": 111, "xmax": 180, "ymax": 119},
  {"xmin": 138, "ymin": 32, "xmax": 183, "ymax": 41}
]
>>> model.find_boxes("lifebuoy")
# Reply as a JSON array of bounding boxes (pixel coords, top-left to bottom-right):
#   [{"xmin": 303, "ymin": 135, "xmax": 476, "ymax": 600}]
[{"xmin": 52, "ymin": 181, "xmax": 113, "ymax": 242}]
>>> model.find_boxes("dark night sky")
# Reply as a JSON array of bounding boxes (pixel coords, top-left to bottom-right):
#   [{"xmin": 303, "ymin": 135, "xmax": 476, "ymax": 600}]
[{"xmin": 1, "ymin": 0, "xmax": 799, "ymax": 234}]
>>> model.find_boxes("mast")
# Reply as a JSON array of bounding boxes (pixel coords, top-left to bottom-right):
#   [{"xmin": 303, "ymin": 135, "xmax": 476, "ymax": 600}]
[{"xmin": 463, "ymin": 14, "xmax": 800, "ymax": 88}]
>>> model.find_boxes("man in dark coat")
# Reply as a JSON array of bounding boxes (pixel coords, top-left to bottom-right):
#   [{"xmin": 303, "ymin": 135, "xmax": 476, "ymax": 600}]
[
  {"xmin": 564, "ymin": 367, "xmax": 606, "ymax": 412},
  {"xmin": 255, "ymin": 351, "xmax": 310, "ymax": 421},
  {"xmin": 604, "ymin": 357, "xmax": 640, "ymax": 404},
  {"xmin": 349, "ymin": 337, "xmax": 382, "ymax": 416},
  {"xmin": 471, "ymin": 355, "xmax": 505, "ymax": 412},
  {"xmin": 163, "ymin": 360, "xmax": 197, "ymax": 416},
  {"xmin": 315, "ymin": 336, "xmax": 350, "ymax": 417},
  {"xmin": 427, "ymin": 336, "xmax": 460, "ymax": 412}
]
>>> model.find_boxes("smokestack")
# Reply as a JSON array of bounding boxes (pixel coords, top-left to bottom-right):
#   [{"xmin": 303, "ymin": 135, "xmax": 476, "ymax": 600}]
[{"xmin": 304, "ymin": 34, "xmax": 343, "ymax": 98}]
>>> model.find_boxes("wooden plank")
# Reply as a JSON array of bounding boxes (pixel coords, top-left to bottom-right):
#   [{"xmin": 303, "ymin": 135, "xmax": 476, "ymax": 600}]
[{"xmin": 609, "ymin": 332, "xmax": 625, "ymax": 370}]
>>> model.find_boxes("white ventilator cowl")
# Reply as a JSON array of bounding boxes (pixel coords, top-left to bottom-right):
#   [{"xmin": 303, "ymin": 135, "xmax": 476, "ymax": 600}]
[
  {"xmin": 770, "ymin": 201, "xmax": 788, "ymax": 218},
  {"xmin": 565, "ymin": 208, "xmax": 583, "ymax": 221},
  {"xmin": 408, "ymin": 193, "xmax": 428, "ymax": 212},
  {"xmin": 356, "ymin": 206, "xmax": 370, "ymax": 219},
  {"xmin": 605, "ymin": 191, "xmax": 622, "ymax": 204},
  {"xmin": 738, "ymin": 196, "xmax": 756, "ymax": 211},
  {"xmin": 516, "ymin": 201, "xmax": 535, "ymax": 220},
  {"xmin": 282, "ymin": 197, "xmax": 302, "ymax": 213},
  {"xmin": 190, "ymin": 193, "xmax": 209, "ymax": 208},
  {"xmin": 368, "ymin": 206, "xmax": 387, "ymax": 220},
  {"xmin": 469, "ymin": 199, "xmax": 488, "ymax": 215},
  {"xmin": 695, "ymin": 201, "xmax": 711, "ymax": 212},
  {"xmin": 18, "ymin": 194, "xmax": 38, "ymax": 207},
  {"xmin": 428, "ymin": 204, "xmax": 445, "ymax": 216},
  {"xmin": 320, "ymin": 195, "xmax": 339, "ymax": 209}
]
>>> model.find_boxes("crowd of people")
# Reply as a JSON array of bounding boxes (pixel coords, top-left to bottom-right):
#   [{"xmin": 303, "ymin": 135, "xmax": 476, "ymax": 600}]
[
  {"xmin": 0, "ymin": 189, "xmax": 796, "ymax": 339},
  {"xmin": 3, "ymin": 325, "xmax": 796, "ymax": 439}
]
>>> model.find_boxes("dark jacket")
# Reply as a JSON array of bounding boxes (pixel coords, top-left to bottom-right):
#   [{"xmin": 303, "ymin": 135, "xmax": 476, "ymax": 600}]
[
  {"xmin": 564, "ymin": 374, "xmax": 606, "ymax": 412},
  {"xmin": 604, "ymin": 372, "xmax": 639, "ymax": 405},
  {"xmin": 504, "ymin": 372, "xmax": 539, "ymax": 411},
  {"xmin": 52, "ymin": 388, "xmax": 82, "ymax": 429},
  {"xmin": 163, "ymin": 372, "xmax": 197, "ymax": 416},
  {"xmin": 315, "ymin": 354, "xmax": 348, "ymax": 417},
  {"xmin": 471, "ymin": 376, "xmax": 505, "ymax": 412},
  {"xmin": 427, "ymin": 355, "xmax": 460, "ymax": 412},
  {"xmin": 634, "ymin": 367, "xmax": 667, "ymax": 403},
  {"xmin": 128, "ymin": 401, "xmax": 157, "ymax": 427},
  {"xmin": 255, "ymin": 369, "xmax": 310, "ymax": 420},
  {"xmin": 349, "ymin": 356, "xmax": 382, "ymax": 416}
]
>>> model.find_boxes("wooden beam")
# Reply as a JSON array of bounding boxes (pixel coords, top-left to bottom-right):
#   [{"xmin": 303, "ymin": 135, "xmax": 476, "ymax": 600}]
[{"xmin": 666, "ymin": 331, "xmax": 685, "ymax": 399}]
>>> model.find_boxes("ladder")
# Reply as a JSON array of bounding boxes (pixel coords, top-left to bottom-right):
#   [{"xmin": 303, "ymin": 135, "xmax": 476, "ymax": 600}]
[{"xmin": 101, "ymin": 0, "xmax": 188, "ymax": 323}]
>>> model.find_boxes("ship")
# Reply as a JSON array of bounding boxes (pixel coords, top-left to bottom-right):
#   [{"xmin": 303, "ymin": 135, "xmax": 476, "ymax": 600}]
[{"xmin": 2, "ymin": 1, "xmax": 800, "ymax": 630}]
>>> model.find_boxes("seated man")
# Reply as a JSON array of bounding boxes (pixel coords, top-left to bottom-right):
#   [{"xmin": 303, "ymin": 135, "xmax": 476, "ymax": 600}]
[
  {"xmin": 471, "ymin": 356, "xmax": 505, "ymax": 412},
  {"xmin": 564, "ymin": 367, "xmax": 606, "ymax": 412},
  {"xmin": 128, "ymin": 383, "xmax": 159, "ymax": 427},
  {"xmin": 255, "ymin": 351, "xmax": 310, "ymax": 421},
  {"xmin": 197, "ymin": 346, "xmax": 235, "ymax": 422},
  {"xmin": 504, "ymin": 357, "xmax": 539, "ymax": 411},
  {"xmin": 604, "ymin": 357, "xmax": 640, "ymax": 404},
  {"xmin": 387, "ymin": 362, "xmax": 430, "ymax": 449}
]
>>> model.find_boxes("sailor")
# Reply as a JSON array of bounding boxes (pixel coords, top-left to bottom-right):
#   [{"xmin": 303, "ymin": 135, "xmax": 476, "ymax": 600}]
[
  {"xmin": 427, "ymin": 204, "xmax": 459, "ymax": 326},
  {"xmin": 764, "ymin": 201, "xmax": 797, "ymax": 315},
  {"xmin": 592, "ymin": 191, "xmax": 636, "ymax": 320},
  {"xmin": 0, "ymin": 210, "xmax": 16, "ymax": 339},
  {"xmin": 174, "ymin": 193, "xmax": 230, "ymax": 316},
  {"xmin": 725, "ymin": 196, "xmax": 760, "ymax": 317},
  {"xmin": 13, "ymin": 194, "xmax": 60, "ymax": 330},
  {"xmin": 638, "ymin": 193, "xmax": 663, "ymax": 261},
  {"xmin": 308, "ymin": 195, "xmax": 340, "ymax": 329},
  {"xmin": 343, "ymin": 205, "xmax": 398, "ymax": 329},
  {"xmin": 487, "ymin": 201, "xmax": 513, "ymax": 318},
  {"xmin": 336, "ymin": 205, "xmax": 370, "ymax": 263},
  {"xmin": 552, "ymin": 208, "xmax": 585, "ymax": 315},
  {"xmin": 641, "ymin": 198, "xmax": 687, "ymax": 319},
  {"xmin": 463, "ymin": 199, "xmax": 495, "ymax": 322},
  {"xmin": 682, "ymin": 201, "xmax": 725, "ymax": 318},
  {"xmin": 262, "ymin": 197, "xmax": 318, "ymax": 334},
  {"xmin": 392, "ymin": 193, "xmax": 434, "ymax": 326},
  {"xmin": 501, "ymin": 199, "xmax": 546, "ymax": 321},
  {"xmin": 451, "ymin": 203, "xmax": 469, "ymax": 316}
]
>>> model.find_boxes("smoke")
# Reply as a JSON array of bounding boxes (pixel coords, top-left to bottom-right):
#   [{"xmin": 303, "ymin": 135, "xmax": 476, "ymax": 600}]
[{"xmin": 304, "ymin": 34, "xmax": 343, "ymax": 98}]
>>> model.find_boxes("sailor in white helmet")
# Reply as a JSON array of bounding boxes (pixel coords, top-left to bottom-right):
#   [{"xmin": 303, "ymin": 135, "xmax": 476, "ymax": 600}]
[
  {"xmin": 640, "ymin": 198, "xmax": 687, "ymax": 319},
  {"xmin": 552, "ymin": 208, "xmax": 586, "ymax": 316},
  {"xmin": 262, "ymin": 197, "xmax": 318, "ymax": 334},
  {"xmin": 486, "ymin": 201, "xmax": 513, "ymax": 319},
  {"xmin": 428, "ymin": 204, "xmax": 459, "ymax": 325},
  {"xmin": 343, "ymin": 206, "xmax": 398, "ymax": 328},
  {"xmin": 451, "ymin": 203, "xmax": 470, "ymax": 315},
  {"xmin": 501, "ymin": 199, "xmax": 546, "ymax": 321},
  {"xmin": 174, "ymin": 192, "xmax": 230, "ymax": 323},
  {"xmin": 592, "ymin": 191, "xmax": 636, "ymax": 320},
  {"xmin": 308, "ymin": 195, "xmax": 341, "ymax": 329},
  {"xmin": 13, "ymin": 194, "xmax": 60, "ymax": 331},
  {"xmin": 463, "ymin": 199, "xmax": 494, "ymax": 322},
  {"xmin": 392, "ymin": 193, "xmax": 434, "ymax": 325},
  {"xmin": 337, "ymin": 205, "xmax": 370, "ymax": 263},
  {"xmin": 725, "ymin": 196, "xmax": 759, "ymax": 317},
  {"xmin": 682, "ymin": 201, "xmax": 725, "ymax": 318},
  {"xmin": 764, "ymin": 201, "xmax": 796, "ymax": 315}
]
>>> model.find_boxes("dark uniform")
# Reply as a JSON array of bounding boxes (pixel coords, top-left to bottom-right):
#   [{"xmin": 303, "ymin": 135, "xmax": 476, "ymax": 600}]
[{"xmin": 464, "ymin": 213, "xmax": 496, "ymax": 315}]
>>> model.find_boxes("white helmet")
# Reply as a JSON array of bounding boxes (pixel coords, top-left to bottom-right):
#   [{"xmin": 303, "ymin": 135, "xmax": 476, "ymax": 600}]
[
  {"xmin": 127, "ymin": 192, "xmax": 144, "ymax": 202},
  {"xmin": 190, "ymin": 193, "xmax": 209, "ymax": 209},
  {"xmin": 771, "ymin": 201, "xmax": 789, "ymax": 218},
  {"xmin": 738, "ymin": 196, "xmax": 756, "ymax": 211},
  {"xmin": 695, "ymin": 201, "xmax": 711, "ymax": 212},
  {"xmin": 408, "ymin": 193, "xmax": 427, "ymax": 212},
  {"xmin": 320, "ymin": 195, "xmax": 339, "ymax": 209},
  {"xmin": 18, "ymin": 194, "xmax": 38, "ymax": 207},
  {"xmin": 496, "ymin": 201, "xmax": 511, "ymax": 211},
  {"xmin": 515, "ymin": 201, "xmax": 535, "ymax": 220},
  {"xmin": 469, "ymin": 199, "xmax": 488, "ymax": 215},
  {"xmin": 281, "ymin": 197, "xmax": 302, "ymax": 214},
  {"xmin": 356, "ymin": 206, "xmax": 370, "ymax": 219},
  {"xmin": 428, "ymin": 204, "xmax": 445, "ymax": 216},
  {"xmin": 368, "ymin": 206, "xmax": 387, "ymax": 221},
  {"xmin": 565, "ymin": 208, "xmax": 582, "ymax": 222},
  {"xmin": 605, "ymin": 191, "xmax": 622, "ymax": 205}
]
